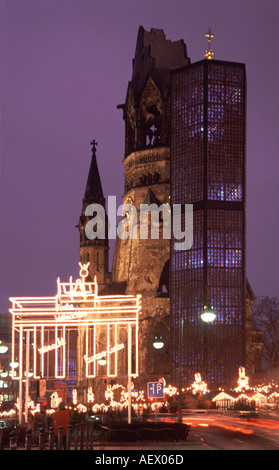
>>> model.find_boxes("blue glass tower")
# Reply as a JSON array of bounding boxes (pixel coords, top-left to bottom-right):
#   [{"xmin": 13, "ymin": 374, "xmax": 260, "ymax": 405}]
[{"xmin": 170, "ymin": 60, "xmax": 246, "ymax": 387}]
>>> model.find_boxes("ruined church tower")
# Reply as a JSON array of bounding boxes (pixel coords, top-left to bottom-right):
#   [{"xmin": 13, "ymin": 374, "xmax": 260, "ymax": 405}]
[
  {"xmin": 113, "ymin": 26, "xmax": 189, "ymax": 293},
  {"xmin": 112, "ymin": 27, "xmax": 190, "ymax": 384}
]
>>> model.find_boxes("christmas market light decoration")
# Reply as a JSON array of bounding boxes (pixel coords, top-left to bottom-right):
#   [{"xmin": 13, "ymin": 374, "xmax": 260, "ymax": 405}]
[
  {"xmin": 72, "ymin": 388, "xmax": 78, "ymax": 405},
  {"xmin": 50, "ymin": 391, "xmax": 61, "ymax": 409},
  {"xmin": 76, "ymin": 404, "xmax": 87, "ymax": 413},
  {"xmin": 87, "ymin": 387, "xmax": 94, "ymax": 404},
  {"xmin": 212, "ymin": 391, "xmax": 237, "ymax": 406},
  {"xmin": 9, "ymin": 263, "xmax": 141, "ymax": 380},
  {"xmin": 235, "ymin": 366, "xmax": 249, "ymax": 392},
  {"xmin": 191, "ymin": 373, "xmax": 208, "ymax": 395},
  {"xmin": 84, "ymin": 343, "xmax": 125, "ymax": 365},
  {"xmin": 38, "ymin": 337, "xmax": 65, "ymax": 355},
  {"xmin": 163, "ymin": 384, "xmax": 177, "ymax": 397}
]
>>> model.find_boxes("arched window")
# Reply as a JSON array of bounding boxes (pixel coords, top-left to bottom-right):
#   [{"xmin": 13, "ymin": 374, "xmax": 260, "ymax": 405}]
[{"xmin": 158, "ymin": 260, "xmax": 169, "ymax": 296}]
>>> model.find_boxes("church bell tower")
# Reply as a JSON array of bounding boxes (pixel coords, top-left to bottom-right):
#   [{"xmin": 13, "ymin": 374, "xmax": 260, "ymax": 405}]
[{"xmin": 78, "ymin": 140, "xmax": 109, "ymax": 291}]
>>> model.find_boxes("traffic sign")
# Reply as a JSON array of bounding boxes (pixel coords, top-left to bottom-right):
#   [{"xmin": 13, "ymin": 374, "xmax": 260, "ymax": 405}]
[{"xmin": 147, "ymin": 381, "xmax": 164, "ymax": 398}]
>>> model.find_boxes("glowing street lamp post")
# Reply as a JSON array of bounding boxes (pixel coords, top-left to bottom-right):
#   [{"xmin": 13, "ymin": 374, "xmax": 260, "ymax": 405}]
[
  {"xmin": 177, "ymin": 305, "xmax": 216, "ymax": 424},
  {"xmin": 0, "ymin": 341, "xmax": 8, "ymax": 354}
]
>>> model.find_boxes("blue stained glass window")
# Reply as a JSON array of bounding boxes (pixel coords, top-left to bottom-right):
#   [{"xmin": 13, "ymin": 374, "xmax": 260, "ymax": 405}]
[
  {"xmin": 208, "ymin": 183, "xmax": 225, "ymax": 200},
  {"xmin": 226, "ymin": 184, "xmax": 242, "ymax": 201},
  {"xmin": 208, "ymin": 182, "xmax": 242, "ymax": 202},
  {"xmin": 226, "ymin": 86, "xmax": 242, "ymax": 104},
  {"xmin": 207, "ymin": 248, "xmax": 242, "ymax": 268},
  {"xmin": 225, "ymin": 249, "xmax": 242, "ymax": 267}
]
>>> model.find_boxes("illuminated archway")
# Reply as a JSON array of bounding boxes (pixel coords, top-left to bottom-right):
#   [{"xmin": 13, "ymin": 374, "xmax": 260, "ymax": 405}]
[{"xmin": 9, "ymin": 263, "xmax": 141, "ymax": 381}]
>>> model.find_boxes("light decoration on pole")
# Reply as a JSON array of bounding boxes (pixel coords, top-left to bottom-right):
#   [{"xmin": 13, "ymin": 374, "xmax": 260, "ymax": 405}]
[
  {"xmin": 191, "ymin": 373, "xmax": 209, "ymax": 395},
  {"xmin": 87, "ymin": 387, "xmax": 94, "ymax": 404},
  {"xmin": 235, "ymin": 366, "xmax": 249, "ymax": 392},
  {"xmin": 163, "ymin": 385, "xmax": 177, "ymax": 397},
  {"xmin": 72, "ymin": 388, "xmax": 78, "ymax": 405}
]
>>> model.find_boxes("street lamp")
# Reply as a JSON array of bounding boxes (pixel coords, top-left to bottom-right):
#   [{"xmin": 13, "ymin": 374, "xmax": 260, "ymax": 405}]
[
  {"xmin": 0, "ymin": 341, "xmax": 8, "ymax": 354},
  {"xmin": 201, "ymin": 305, "xmax": 216, "ymax": 323},
  {"xmin": 10, "ymin": 361, "xmax": 19, "ymax": 369},
  {"xmin": 98, "ymin": 358, "xmax": 107, "ymax": 366},
  {"xmin": 177, "ymin": 305, "xmax": 216, "ymax": 424},
  {"xmin": 152, "ymin": 336, "xmax": 164, "ymax": 350}
]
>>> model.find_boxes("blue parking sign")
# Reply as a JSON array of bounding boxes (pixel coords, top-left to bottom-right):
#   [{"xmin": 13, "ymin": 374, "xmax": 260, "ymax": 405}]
[{"xmin": 147, "ymin": 381, "xmax": 164, "ymax": 398}]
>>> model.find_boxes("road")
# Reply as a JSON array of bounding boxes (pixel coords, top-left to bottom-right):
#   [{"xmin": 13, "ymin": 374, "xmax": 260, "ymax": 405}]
[
  {"xmin": 187, "ymin": 422, "xmax": 279, "ymax": 450},
  {"xmin": 5, "ymin": 411, "xmax": 279, "ymax": 452},
  {"xmin": 180, "ymin": 411, "xmax": 279, "ymax": 450},
  {"xmin": 93, "ymin": 411, "xmax": 279, "ymax": 451}
]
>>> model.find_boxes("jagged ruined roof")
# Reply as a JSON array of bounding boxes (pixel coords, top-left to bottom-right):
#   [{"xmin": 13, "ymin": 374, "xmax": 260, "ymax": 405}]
[{"xmin": 130, "ymin": 26, "xmax": 190, "ymax": 95}]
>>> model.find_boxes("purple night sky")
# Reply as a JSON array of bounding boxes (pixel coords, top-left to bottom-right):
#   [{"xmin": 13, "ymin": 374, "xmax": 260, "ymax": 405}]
[{"xmin": 1, "ymin": 0, "xmax": 279, "ymax": 313}]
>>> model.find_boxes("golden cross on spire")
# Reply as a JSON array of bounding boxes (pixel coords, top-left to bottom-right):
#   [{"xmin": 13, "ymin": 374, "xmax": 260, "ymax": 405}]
[{"xmin": 205, "ymin": 28, "xmax": 214, "ymax": 60}]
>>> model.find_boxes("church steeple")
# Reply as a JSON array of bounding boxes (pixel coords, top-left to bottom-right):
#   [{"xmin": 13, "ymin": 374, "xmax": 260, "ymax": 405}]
[
  {"xmin": 78, "ymin": 140, "xmax": 108, "ymax": 289},
  {"xmin": 83, "ymin": 140, "xmax": 105, "ymax": 207}
]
